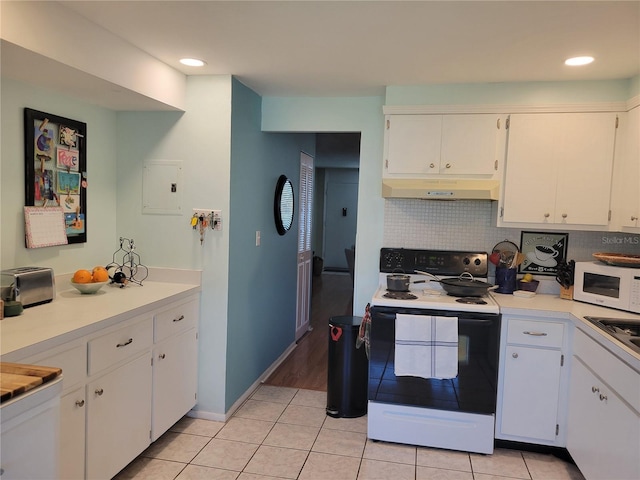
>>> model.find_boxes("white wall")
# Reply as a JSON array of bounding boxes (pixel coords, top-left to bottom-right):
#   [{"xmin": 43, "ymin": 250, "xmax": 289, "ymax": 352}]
[
  {"xmin": 116, "ymin": 76, "xmax": 233, "ymax": 417},
  {"xmin": 1, "ymin": 1, "xmax": 186, "ymax": 110},
  {"xmin": 1, "ymin": 78, "xmax": 117, "ymax": 273}
]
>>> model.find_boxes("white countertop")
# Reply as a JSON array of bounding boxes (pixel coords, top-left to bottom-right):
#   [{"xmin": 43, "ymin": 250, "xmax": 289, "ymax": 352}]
[
  {"xmin": 492, "ymin": 291, "xmax": 640, "ymax": 371},
  {"xmin": 0, "ymin": 268, "xmax": 201, "ymax": 361}
]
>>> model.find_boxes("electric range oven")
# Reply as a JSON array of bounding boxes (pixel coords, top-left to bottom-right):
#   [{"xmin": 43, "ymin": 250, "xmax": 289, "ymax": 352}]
[{"xmin": 368, "ymin": 248, "xmax": 501, "ymax": 455}]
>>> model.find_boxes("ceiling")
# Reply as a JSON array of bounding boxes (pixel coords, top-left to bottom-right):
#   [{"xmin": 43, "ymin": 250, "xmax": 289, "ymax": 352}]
[
  {"xmin": 3, "ymin": 1, "xmax": 639, "ymax": 109},
  {"xmin": 57, "ymin": 0, "xmax": 639, "ymax": 97}
]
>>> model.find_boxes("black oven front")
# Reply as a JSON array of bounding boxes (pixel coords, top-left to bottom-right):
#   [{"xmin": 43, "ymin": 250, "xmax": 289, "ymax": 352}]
[{"xmin": 369, "ymin": 305, "xmax": 501, "ymax": 415}]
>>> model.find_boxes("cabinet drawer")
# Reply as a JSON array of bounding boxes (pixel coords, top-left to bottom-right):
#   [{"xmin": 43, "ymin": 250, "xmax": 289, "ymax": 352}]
[
  {"xmin": 88, "ymin": 317, "xmax": 152, "ymax": 375},
  {"xmin": 507, "ymin": 319, "xmax": 564, "ymax": 348},
  {"xmin": 154, "ymin": 298, "xmax": 198, "ymax": 342},
  {"xmin": 29, "ymin": 344, "xmax": 86, "ymax": 392}
]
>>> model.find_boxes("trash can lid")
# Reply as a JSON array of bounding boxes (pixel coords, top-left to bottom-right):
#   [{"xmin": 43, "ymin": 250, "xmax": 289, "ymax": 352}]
[{"xmin": 329, "ymin": 315, "xmax": 363, "ymax": 326}]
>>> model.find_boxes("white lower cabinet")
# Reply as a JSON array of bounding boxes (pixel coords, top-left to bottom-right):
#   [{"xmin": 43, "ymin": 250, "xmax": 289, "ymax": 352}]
[
  {"xmin": 86, "ymin": 352, "xmax": 153, "ymax": 480},
  {"xmin": 18, "ymin": 293, "xmax": 200, "ymax": 479},
  {"xmin": 152, "ymin": 329, "xmax": 197, "ymax": 440},
  {"xmin": 59, "ymin": 387, "xmax": 86, "ymax": 480},
  {"xmin": 0, "ymin": 379, "xmax": 62, "ymax": 480},
  {"xmin": 501, "ymin": 346, "xmax": 562, "ymax": 441},
  {"xmin": 567, "ymin": 330, "xmax": 640, "ymax": 480},
  {"xmin": 497, "ymin": 317, "xmax": 567, "ymax": 446}
]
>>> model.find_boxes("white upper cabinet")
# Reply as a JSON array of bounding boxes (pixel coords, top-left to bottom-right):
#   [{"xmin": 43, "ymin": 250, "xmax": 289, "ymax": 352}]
[
  {"xmin": 611, "ymin": 106, "xmax": 640, "ymax": 231},
  {"xmin": 501, "ymin": 112, "xmax": 618, "ymax": 227},
  {"xmin": 384, "ymin": 114, "xmax": 500, "ymax": 177}
]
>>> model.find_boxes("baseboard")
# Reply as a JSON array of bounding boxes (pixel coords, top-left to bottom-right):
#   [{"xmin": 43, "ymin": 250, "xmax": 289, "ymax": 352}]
[{"xmin": 188, "ymin": 341, "xmax": 298, "ymax": 422}]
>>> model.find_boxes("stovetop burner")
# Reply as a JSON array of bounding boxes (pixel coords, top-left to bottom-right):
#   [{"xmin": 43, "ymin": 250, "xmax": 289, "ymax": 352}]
[
  {"xmin": 455, "ymin": 296, "xmax": 488, "ymax": 305},
  {"xmin": 383, "ymin": 291, "xmax": 418, "ymax": 300}
]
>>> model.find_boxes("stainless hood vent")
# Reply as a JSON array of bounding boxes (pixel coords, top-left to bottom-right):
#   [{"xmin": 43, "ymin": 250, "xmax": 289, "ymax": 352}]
[{"xmin": 382, "ymin": 179, "xmax": 500, "ymax": 200}]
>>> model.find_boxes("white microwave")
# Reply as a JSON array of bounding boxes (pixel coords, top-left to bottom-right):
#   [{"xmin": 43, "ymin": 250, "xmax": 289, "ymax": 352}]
[{"xmin": 573, "ymin": 262, "xmax": 640, "ymax": 314}]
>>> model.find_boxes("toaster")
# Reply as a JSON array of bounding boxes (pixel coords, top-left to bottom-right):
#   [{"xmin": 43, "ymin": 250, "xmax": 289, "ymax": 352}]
[{"xmin": 1, "ymin": 267, "xmax": 55, "ymax": 307}]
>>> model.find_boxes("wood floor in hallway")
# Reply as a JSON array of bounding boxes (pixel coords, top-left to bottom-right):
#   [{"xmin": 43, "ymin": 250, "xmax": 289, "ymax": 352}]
[{"xmin": 263, "ymin": 272, "xmax": 354, "ymax": 392}]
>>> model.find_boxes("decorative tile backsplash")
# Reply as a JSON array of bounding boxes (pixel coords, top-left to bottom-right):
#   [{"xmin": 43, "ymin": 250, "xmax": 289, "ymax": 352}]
[{"xmin": 384, "ymin": 199, "xmax": 639, "ymax": 292}]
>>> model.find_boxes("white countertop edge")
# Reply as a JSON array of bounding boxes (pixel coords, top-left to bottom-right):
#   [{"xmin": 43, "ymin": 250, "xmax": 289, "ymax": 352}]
[
  {"xmin": 54, "ymin": 267, "xmax": 202, "ymax": 290},
  {"xmin": 493, "ymin": 293, "xmax": 640, "ymax": 372},
  {"xmin": 1, "ymin": 269, "xmax": 202, "ymax": 361}
]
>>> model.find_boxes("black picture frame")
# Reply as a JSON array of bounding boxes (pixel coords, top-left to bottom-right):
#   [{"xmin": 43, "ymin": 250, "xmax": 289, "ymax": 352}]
[
  {"xmin": 274, "ymin": 175, "xmax": 294, "ymax": 236},
  {"xmin": 519, "ymin": 231, "xmax": 569, "ymax": 276},
  {"xmin": 24, "ymin": 108, "xmax": 87, "ymax": 244}
]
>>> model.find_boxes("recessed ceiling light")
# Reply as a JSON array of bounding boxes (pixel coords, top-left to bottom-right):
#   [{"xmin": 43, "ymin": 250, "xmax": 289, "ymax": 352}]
[
  {"xmin": 180, "ymin": 58, "xmax": 206, "ymax": 67},
  {"xmin": 565, "ymin": 56, "xmax": 594, "ymax": 66}
]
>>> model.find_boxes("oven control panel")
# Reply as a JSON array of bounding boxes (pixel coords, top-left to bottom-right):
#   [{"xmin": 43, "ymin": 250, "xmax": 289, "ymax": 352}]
[{"xmin": 380, "ymin": 248, "xmax": 488, "ymax": 277}]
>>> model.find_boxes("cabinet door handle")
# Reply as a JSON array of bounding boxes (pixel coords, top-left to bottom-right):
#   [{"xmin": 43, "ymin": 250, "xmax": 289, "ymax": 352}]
[
  {"xmin": 95, "ymin": 388, "xmax": 104, "ymax": 396},
  {"xmin": 632, "ymin": 216, "xmax": 638, "ymax": 221},
  {"xmin": 544, "ymin": 213, "xmax": 550, "ymax": 218},
  {"xmin": 523, "ymin": 331, "xmax": 547, "ymax": 336},
  {"xmin": 445, "ymin": 163, "xmax": 452, "ymax": 169},
  {"xmin": 599, "ymin": 394, "xmax": 608, "ymax": 402},
  {"xmin": 116, "ymin": 338, "xmax": 133, "ymax": 348},
  {"xmin": 159, "ymin": 353, "xmax": 166, "ymax": 360},
  {"xmin": 173, "ymin": 315, "xmax": 185, "ymax": 322},
  {"xmin": 512, "ymin": 352, "xmax": 519, "ymax": 359},
  {"xmin": 429, "ymin": 163, "xmax": 436, "ymax": 169},
  {"xmin": 75, "ymin": 399, "xmax": 85, "ymax": 407},
  {"xmin": 562, "ymin": 213, "xmax": 567, "ymax": 219},
  {"xmin": 591, "ymin": 386, "xmax": 600, "ymax": 393}
]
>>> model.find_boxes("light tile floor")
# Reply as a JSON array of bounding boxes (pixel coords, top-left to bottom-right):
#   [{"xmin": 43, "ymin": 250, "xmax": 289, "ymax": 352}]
[{"xmin": 114, "ymin": 385, "xmax": 585, "ymax": 480}]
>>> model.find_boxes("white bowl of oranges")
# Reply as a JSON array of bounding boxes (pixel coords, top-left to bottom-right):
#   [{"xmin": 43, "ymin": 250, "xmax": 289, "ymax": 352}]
[{"xmin": 70, "ymin": 266, "xmax": 110, "ymax": 294}]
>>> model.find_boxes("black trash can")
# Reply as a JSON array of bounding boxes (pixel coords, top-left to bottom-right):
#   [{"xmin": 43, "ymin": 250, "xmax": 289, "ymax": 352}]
[{"xmin": 326, "ymin": 315, "xmax": 368, "ymax": 418}]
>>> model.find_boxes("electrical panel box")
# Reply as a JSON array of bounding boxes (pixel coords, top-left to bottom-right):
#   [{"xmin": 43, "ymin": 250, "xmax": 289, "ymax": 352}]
[{"xmin": 142, "ymin": 160, "xmax": 183, "ymax": 215}]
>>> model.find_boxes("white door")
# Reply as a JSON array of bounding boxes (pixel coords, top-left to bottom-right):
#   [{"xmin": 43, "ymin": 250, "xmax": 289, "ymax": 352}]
[{"xmin": 296, "ymin": 152, "xmax": 314, "ymax": 340}]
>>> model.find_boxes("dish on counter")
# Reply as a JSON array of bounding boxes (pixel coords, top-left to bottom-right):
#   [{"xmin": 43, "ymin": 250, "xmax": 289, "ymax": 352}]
[
  {"xmin": 592, "ymin": 252, "xmax": 640, "ymax": 268},
  {"xmin": 70, "ymin": 280, "xmax": 109, "ymax": 294}
]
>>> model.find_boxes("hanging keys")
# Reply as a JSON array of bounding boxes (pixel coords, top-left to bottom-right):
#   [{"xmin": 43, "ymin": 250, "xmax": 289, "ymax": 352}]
[
  {"xmin": 199, "ymin": 216, "xmax": 205, "ymax": 245},
  {"xmin": 191, "ymin": 214, "xmax": 198, "ymax": 229}
]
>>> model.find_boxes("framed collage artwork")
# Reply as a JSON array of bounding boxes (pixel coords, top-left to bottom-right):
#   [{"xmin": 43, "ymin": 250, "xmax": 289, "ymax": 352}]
[{"xmin": 24, "ymin": 108, "xmax": 87, "ymax": 245}]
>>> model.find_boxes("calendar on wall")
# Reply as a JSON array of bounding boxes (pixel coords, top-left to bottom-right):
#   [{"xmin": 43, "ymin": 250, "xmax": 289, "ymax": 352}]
[
  {"xmin": 24, "ymin": 108, "xmax": 87, "ymax": 246},
  {"xmin": 24, "ymin": 206, "xmax": 68, "ymax": 248}
]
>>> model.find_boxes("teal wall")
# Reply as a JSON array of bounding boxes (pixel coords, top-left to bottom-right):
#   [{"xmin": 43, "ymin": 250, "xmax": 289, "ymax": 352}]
[
  {"xmin": 226, "ymin": 79, "xmax": 315, "ymax": 409},
  {"xmin": 0, "ymin": 78, "xmax": 117, "ymax": 272}
]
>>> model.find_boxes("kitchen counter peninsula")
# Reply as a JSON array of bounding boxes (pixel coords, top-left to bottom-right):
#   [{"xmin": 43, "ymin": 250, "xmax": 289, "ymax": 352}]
[
  {"xmin": 0, "ymin": 268, "xmax": 201, "ymax": 361},
  {"xmin": 0, "ymin": 267, "xmax": 201, "ymax": 480}
]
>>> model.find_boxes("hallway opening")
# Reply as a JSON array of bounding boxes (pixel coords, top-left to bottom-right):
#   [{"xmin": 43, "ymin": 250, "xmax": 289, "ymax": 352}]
[{"xmin": 264, "ymin": 272, "xmax": 353, "ymax": 391}]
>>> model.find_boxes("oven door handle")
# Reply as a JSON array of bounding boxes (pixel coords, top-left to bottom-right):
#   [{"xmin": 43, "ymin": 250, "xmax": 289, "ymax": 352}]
[{"xmin": 374, "ymin": 312, "xmax": 494, "ymax": 326}]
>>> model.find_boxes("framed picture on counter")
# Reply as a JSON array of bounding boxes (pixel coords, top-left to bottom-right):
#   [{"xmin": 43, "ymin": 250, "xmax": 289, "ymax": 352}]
[
  {"xmin": 519, "ymin": 231, "xmax": 569, "ymax": 276},
  {"xmin": 24, "ymin": 108, "xmax": 87, "ymax": 245}
]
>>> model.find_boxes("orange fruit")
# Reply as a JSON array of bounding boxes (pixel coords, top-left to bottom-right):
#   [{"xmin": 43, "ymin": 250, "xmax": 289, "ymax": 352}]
[
  {"xmin": 91, "ymin": 266, "xmax": 109, "ymax": 282},
  {"xmin": 73, "ymin": 269, "xmax": 92, "ymax": 284}
]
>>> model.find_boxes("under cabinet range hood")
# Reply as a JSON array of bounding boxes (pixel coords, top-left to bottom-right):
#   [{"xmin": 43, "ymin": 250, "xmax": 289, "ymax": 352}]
[{"xmin": 382, "ymin": 179, "xmax": 500, "ymax": 200}]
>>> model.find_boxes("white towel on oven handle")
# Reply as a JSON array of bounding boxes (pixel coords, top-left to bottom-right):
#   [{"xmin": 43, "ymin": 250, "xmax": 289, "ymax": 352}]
[{"xmin": 394, "ymin": 314, "xmax": 458, "ymax": 380}]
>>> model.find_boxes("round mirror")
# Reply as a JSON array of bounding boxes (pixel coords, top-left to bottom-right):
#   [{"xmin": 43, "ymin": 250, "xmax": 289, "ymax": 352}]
[{"xmin": 274, "ymin": 175, "xmax": 294, "ymax": 235}]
